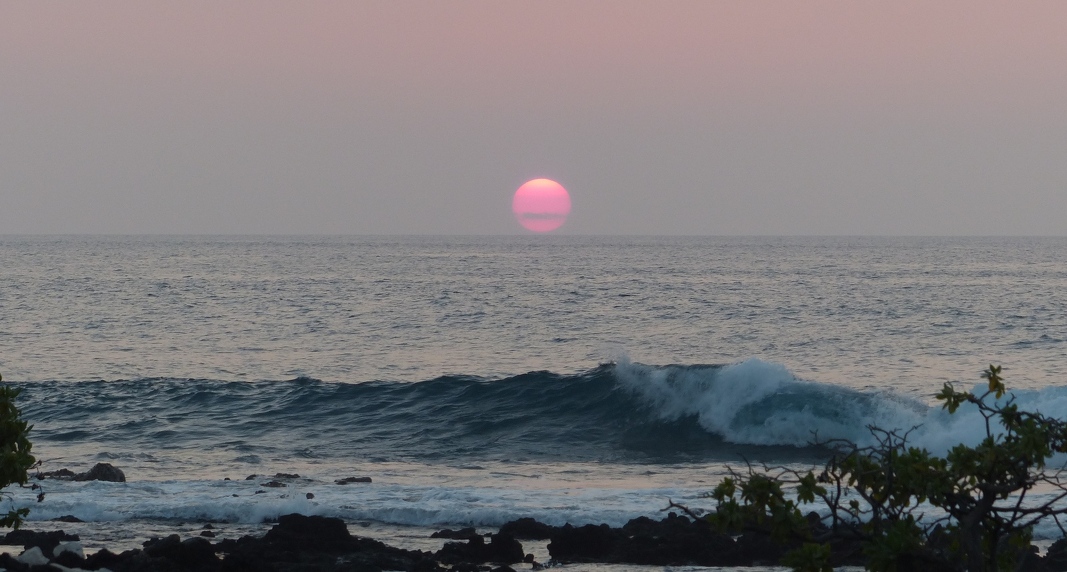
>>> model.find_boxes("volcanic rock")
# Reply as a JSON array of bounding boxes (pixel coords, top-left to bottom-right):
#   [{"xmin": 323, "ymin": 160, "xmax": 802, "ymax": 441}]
[
  {"xmin": 436, "ymin": 533, "xmax": 524, "ymax": 564},
  {"xmin": 37, "ymin": 468, "xmax": 77, "ymax": 480},
  {"xmin": 1044, "ymin": 539, "xmax": 1067, "ymax": 571},
  {"xmin": 2, "ymin": 529, "xmax": 80, "ymax": 555},
  {"xmin": 53, "ymin": 540, "xmax": 85, "ymax": 560},
  {"xmin": 52, "ymin": 546, "xmax": 87, "ymax": 569},
  {"xmin": 74, "ymin": 462, "xmax": 126, "ymax": 482},
  {"xmin": 431, "ymin": 527, "xmax": 478, "ymax": 540},
  {"xmin": 16, "ymin": 546, "xmax": 49, "ymax": 566},
  {"xmin": 499, "ymin": 518, "xmax": 556, "ymax": 540},
  {"xmin": 547, "ymin": 513, "xmax": 741, "ymax": 566},
  {"xmin": 335, "ymin": 476, "xmax": 372, "ymax": 484}
]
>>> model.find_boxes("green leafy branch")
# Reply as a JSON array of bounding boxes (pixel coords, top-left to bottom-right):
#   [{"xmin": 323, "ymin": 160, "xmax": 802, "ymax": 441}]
[
  {"xmin": 678, "ymin": 366, "xmax": 1067, "ymax": 572},
  {"xmin": 0, "ymin": 372, "xmax": 37, "ymax": 529}
]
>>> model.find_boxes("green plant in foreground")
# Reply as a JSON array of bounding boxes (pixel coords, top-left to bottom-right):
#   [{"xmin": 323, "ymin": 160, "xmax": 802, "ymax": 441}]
[
  {"xmin": 0, "ymin": 373, "xmax": 36, "ymax": 529},
  {"xmin": 698, "ymin": 366, "xmax": 1067, "ymax": 572}
]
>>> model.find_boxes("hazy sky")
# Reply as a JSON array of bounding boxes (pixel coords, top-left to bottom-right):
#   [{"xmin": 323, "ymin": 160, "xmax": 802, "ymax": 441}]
[{"xmin": 3, "ymin": 2, "xmax": 1066, "ymax": 235}]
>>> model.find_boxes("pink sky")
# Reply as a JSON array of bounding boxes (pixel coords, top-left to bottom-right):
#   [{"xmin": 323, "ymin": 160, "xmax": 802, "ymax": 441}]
[
  {"xmin": 7, "ymin": 3, "xmax": 1064, "ymax": 111},
  {"xmin": 3, "ymin": 2, "xmax": 1066, "ymax": 234}
]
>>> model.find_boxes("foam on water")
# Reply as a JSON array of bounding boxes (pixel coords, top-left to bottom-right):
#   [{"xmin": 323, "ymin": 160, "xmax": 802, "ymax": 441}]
[
  {"xmin": 7, "ymin": 463, "xmax": 717, "ymax": 530},
  {"xmin": 617, "ymin": 357, "xmax": 1067, "ymax": 457},
  {"xmin": 10, "ymin": 461, "xmax": 1067, "ymax": 541},
  {"xmin": 616, "ymin": 358, "xmax": 923, "ymax": 447},
  {"xmin": 9, "ymin": 358, "xmax": 1067, "ymax": 539}
]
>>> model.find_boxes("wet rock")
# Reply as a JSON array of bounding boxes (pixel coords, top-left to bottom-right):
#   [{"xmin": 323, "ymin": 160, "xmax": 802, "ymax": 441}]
[
  {"xmin": 431, "ymin": 527, "xmax": 478, "ymax": 540},
  {"xmin": 175, "ymin": 537, "xmax": 220, "ymax": 568},
  {"xmin": 0, "ymin": 553, "xmax": 21, "ymax": 571},
  {"xmin": 37, "ymin": 468, "xmax": 77, "ymax": 480},
  {"xmin": 306, "ymin": 492, "xmax": 315, "ymax": 499},
  {"xmin": 499, "ymin": 518, "xmax": 556, "ymax": 540},
  {"xmin": 53, "ymin": 540, "xmax": 85, "ymax": 560},
  {"xmin": 273, "ymin": 472, "xmax": 300, "ymax": 479},
  {"xmin": 335, "ymin": 476, "xmax": 372, "ymax": 484},
  {"xmin": 201, "ymin": 530, "xmax": 217, "ymax": 538},
  {"xmin": 2, "ymin": 514, "xmax": 447, "ymax": 572},
  {"xmin": 262, "ymin": 514, "xmax": 354, "ymax": 551},
  {"xmin": 143, "ymin": 533, "xmax": 181, "ymax": 557},
  {"xmin": 733, "ymin": 529, "xmax": 789, "ymax": 567},
  {"xmin": 1046, "ymin": 538, "xmax": 1067, "ymax": 571},
  {"xmin": 218, "ymin": 514, "xmax": 443, "ymax": 571},
  {"xmin": 52, "ymin": 547, "xmax": 87, "ymax": 569},
  {"xmin": 1011, "ymin": 545, "xmax": 1048, "ymax": 572},
  {"xmin": 17, "ymin": 546, "xmax": 49, "ymax": 566},
  {"xmin": 2, "ymin": 529, "xmax": 80, "ymax": 555},
  {"xmin": 436, "ymin": 533, "xmax": 524, "ymax": 564},
  {"xmin": 260, "ymin": 480, "xmax": 286, "ymax": 488},
  {"xmin": 52, "ymin": 515, "xmax": 83, "ymax": 523},
  {"xmin": 245, "ymin": 474, "xmax": 257, "ymax": 480},
  {"xmin": 548, "ymin": 523, "xmax": 622, "ymax": 562},
  {"xmin": 81, "ymin": 547, "xmax": 126, "ymax": 571},
  {"xmin": 547, "ymin": 514, "xmax": 741, "ymax": 566},
  {"xmin": 74, "ymin": 462, "xmax": 126, "ymax": 482},
  {"xmin": 541, "ymin": 512, "xmax": 871, "ymax": 568},
  {"xmin": 142, "ymin": 534, "xmax": 221, "ymax": 569},
  {"xmin": 620, "ymin": 513, "xmax": 738, "ymax": 565}
]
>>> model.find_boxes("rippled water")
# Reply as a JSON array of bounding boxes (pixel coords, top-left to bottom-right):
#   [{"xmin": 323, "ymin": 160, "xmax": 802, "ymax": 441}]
[
  {"xmin": 2, "ymin": 235, "xmax": 1067, "ymax": 553},
  {"xmin": 4, "ymin": 235, "xmax": 1066, "ymax": 391}
]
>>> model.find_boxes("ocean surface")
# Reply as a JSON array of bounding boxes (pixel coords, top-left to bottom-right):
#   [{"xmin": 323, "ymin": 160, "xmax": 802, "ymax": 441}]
[{"xmin": 2, "ymin": 235, "xmax": 1067, "ymax": 562}]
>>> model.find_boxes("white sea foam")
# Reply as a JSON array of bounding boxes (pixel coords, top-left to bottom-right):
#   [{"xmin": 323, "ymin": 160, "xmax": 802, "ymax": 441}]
[
  {"xmin": 10, "ymin": 465, "xmax": 1067, "ymax": 541},
  {"xmin": 616, "ymin": 357, "xmax": 1067, "ymax": 459},
  {"xmin": 5, "ymin": 475, "xmax": 708, "ymax": 530},
  {"xmin": 616, "ymin": 357, "xmax": 925, "ymax": 447}
]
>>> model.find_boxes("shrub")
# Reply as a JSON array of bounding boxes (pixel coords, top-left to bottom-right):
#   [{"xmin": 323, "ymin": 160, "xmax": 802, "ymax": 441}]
[
  {"xmin": 699, "ymin": 366, "xmax": 1067, "ymax": 572},
  {"xmin": 0, "ymin": 373, "xmax": 36, "ymax": 529}
]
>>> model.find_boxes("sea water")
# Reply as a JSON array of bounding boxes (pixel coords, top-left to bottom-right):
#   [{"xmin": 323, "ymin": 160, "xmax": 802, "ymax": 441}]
[{"xmin": 1, "ymin": 235, "xmax": 1066, "ymax": 564}]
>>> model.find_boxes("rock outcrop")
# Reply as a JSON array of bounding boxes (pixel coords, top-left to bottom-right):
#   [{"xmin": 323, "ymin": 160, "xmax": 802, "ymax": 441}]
[
  {"xmin": 435, "ymin": 533, "xmax": 525, "ymax": 565},
  {"xmin": 539, "ymin": 512, "xmax": 842, "ymax": 568},
  {"xmin": 0, "ymin": 515, "xmax": 441, "ymax": 572},
  {"xmin": 38, "ymin": 462, "xmax": 126, "ymax": 482}
]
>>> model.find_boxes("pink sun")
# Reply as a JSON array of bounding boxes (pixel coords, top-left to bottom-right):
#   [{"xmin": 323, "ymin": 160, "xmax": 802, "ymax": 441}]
[{"xmin": 512, "ymin": 179, "xmax": 571, "ymax": 232}]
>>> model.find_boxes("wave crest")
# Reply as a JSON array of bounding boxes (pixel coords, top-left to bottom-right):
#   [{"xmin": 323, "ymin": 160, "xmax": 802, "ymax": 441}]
[{"xmin": 14, "ymin": 359, "xmax": 1067, "ymax": 462}]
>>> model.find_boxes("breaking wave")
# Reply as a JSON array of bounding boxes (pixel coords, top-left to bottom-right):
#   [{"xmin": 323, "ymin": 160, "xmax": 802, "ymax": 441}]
[{"xmin": 12, "ymin": 358, "xmax": 1067, "ymax": 462}]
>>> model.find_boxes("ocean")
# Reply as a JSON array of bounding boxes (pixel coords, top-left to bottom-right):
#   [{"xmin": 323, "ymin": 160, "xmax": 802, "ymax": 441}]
[{"xmin": 2, "ymin": 235, "xmax": 1066, "ymax": 564}]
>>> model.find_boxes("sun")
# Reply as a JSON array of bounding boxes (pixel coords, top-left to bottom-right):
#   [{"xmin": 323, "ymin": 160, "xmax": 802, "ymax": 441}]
[{"xmin": 512, "ymin": 179, "xmax": 571, "ymax": 232}]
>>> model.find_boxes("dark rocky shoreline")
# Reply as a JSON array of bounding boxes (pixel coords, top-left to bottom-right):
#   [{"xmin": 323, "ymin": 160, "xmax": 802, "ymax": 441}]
[{"xmin": 4, "ymin": 512, "xmax": 1067, "ymax": 571}]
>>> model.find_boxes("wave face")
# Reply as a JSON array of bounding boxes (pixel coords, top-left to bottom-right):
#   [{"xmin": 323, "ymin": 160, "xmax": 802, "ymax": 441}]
[{"xmin": 14, "ymin": 358, "xmax": 1067, "ymax": 464}]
